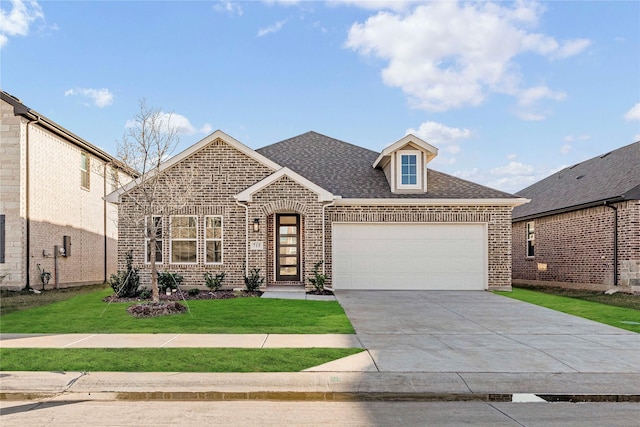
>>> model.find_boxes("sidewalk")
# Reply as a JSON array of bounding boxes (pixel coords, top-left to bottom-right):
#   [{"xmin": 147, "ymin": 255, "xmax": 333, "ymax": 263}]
[{"xmin": 0, "ymin": 333, "xmax": 360, "ymax": 349}]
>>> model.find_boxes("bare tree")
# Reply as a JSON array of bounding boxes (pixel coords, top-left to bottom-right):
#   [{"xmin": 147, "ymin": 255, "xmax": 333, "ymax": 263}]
[{"xmin": 115, "ymin": 100, "xmax": 194, "ymax": 302}]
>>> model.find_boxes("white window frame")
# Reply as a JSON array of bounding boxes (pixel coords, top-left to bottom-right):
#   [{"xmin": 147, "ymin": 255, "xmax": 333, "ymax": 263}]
[
  {"xmin": 526, "ymin": 221, "xmax": 535, "ymax": 257},
  {"xmin": 145, "ymin": 216, "xmax": 163, "ymax": 264},
  {"xmin": 80, "ymin": 152, "xmax": 90, "ymax": 190},
  {"xmin": 170, "ymin": 215, "xmax": 198, "ymax": 264},
  {"xmin": 205, "ymin": 215, "xmax": 223, "ymax": 265},
  {"xmin": 396, "ymin": 150, "xmax": 422, "ymax": 190}
]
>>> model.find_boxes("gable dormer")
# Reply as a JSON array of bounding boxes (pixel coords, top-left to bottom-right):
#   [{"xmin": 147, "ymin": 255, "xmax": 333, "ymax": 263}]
[{"xmin": 372, "ymin": 134, "xmax": 438, "ymax": 194}]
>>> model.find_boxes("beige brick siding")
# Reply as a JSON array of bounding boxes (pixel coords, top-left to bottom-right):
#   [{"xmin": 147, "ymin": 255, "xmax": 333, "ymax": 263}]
[
  {"xmin": 117, "ymin": 138, "xmax": 274, "ymax": 288},
  {"xmin": 1, "ymin": 98, "xmax": 120, "ymax": 289},
  {"xmin": 512, "ymin": 201, "xmax": 640, "ymax": 288},
  {"xmin": 117, "ymin": 137, "xmax": 515, "ymax": 291},
  {"xmin": 326, "ymin": 205, "xmax": 513, "ymax": 291}
]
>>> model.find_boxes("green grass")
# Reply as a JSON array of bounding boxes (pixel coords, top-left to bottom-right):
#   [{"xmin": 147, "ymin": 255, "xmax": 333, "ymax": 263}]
[
  {"xmin": 0, "ymin": 348, "xmax": 362, "ymax": 372},
  {"xmin": 0, "ymin": 288, "xmax": 354, "ymax": 334},
  {"xmin": 496, "ymin": 288, "xmax": 640, "ymax": 333},
  {"xmin": 0, "ymin": 284, "xmax": 106, "ymax": 315}
]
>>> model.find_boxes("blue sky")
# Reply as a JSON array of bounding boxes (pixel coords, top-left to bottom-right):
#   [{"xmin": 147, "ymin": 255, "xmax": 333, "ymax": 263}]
[{"xmin": 1, "ymin": 0, "xmax": 639, "ymax": 193}]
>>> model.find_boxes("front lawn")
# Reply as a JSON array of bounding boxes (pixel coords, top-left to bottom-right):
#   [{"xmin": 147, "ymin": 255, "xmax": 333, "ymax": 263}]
[
  {"xmin": 0, "ymin": 288, "xmax": 354, "ymax": 334},
  {"xmin": 496, "ymin": 288, "xmax": 640, "ymax": 333},
  {"xmin": 0, "ymin": 348, "xmax": 362, "ymax": 372}
]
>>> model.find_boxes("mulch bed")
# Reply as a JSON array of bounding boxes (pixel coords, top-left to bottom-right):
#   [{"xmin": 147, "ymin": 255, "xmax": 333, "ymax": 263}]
[{"xmin": 105, "ymin": 290, "xmax": 263, "ymax": 318}]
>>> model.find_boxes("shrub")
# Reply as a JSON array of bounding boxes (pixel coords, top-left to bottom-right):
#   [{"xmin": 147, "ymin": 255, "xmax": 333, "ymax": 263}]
[
  {"xmin": 187, "ymin": 288, "xmax": 201, "ymax": 297},
  {"xmin": 243, "ymin": 268, "xmax": 264, "ymax": 292},
  {"xmin": 308, "ymin": 261, "xmax": 328, "ymax": 292},
  {"xmin": 157, "ymin": 271, "xmax": 184, "ymax": 293},
  {"xmin": 109, "ymin": 251, "xmax": 140, "ymax": 298},
  {"xmin": 204, "ymin": 272, "xmax": 226, "ymax": 291}
]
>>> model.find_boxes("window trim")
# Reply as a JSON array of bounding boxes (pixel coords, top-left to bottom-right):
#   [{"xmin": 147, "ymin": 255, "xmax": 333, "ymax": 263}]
[
  {"xmin": 170, "ymin": 215, "xmax": 198, "ymax": 264},
  {"xmin": 396, "ymin": 150, "xmax": 422, "ymax": 190},
  {"xmin": 205, "ymin": 215, "xmax": 223, "ymax": 265},
  {"xmin": 145, "ymin": 216, "xmax": 163, "ymax": 264},
  {"xmin": 526, "ymin": 221, "xmax": 535, "ymax": 258},
  {"xmin": 80, "ymin": 152, "xmax": 90, "ymax": 190}
]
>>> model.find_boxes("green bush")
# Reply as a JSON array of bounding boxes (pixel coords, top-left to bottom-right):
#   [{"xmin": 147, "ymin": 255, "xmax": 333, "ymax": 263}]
[
  {"xmin": 243, "ymin": 268, "xmax": 264, "ymax": 292},
  {"xmin": 204, "ymin": 272, "xmax": 226, "ymax": 291},
  {"xmin": 157, "ymin": 271, "xmax": 184, "ymax": 293},
  {"xmin": 187, "ymin": 288, "xmax": 201, "ymax": 297},
  {"xmin": 109, "ymin": 251, "xmax": 140, "ymax": 297},
  {"xmin": 308, "ymin": 261, "xmax": 328, "ymax": 292}
]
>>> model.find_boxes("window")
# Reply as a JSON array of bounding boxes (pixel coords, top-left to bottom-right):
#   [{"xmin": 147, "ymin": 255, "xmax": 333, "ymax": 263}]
[
  {"xmin": 145, "ymin": 216, "xmax": 163, "ymax": 264},
  {"xmin": 171, "ymin": 216, "xmax": 197, "ymax": 263},
  {"xmin": 0, "ymin": 214, "xmax": 5, "ymax": 263},
  {"xmin": 401, "ymin": 154, "xmax": 417, "ymax": 185},
  {"xmin": 80, "ymin": 152, "xmax": 90, "ymax": 189},
  {"xmin": 205, "ymin": 216, "xmax": 223, "ymax": 264},
  {"xmin": 526, "ymin": 221, "xmax": 535, "ymax": 257},
  {"xmin": 396, "ymin": 150, "xmax": 422, "ymax": 190}
]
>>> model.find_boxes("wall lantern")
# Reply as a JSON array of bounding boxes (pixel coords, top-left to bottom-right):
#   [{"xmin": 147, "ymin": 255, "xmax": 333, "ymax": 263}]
[{"xmin": 253, "ymin": 218, "xmax": 260, "ymax": 232}]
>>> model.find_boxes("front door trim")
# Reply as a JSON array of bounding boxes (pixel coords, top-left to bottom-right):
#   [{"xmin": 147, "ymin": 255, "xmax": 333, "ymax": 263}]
[{"xmin": 275, "ymin": 213, "xmax": 301, "ymax": 281}]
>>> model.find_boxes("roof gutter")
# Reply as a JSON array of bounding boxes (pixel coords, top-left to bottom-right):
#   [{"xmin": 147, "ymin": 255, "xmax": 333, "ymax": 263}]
[
  {"xmin": 335, "ymin": 198, "xmax": 529, "ymax": 207},
  {"xmin": 512, "ymin": 196, "xmax": 627, "ymax": 223}
]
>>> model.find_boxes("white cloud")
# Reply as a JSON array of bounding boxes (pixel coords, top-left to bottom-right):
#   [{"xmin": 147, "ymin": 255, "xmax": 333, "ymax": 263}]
[
  {"xmin": 490, "ymin": 161, "xmax": 534, "ymax": 177},
  {"xmin": 517, "ymin": 85, "xmax": 566, "ymax": 107},
  {"xmin": 406, "ymin": 121, "xmax": 471, "ymax": 164},
  {"xmin": 126, "ymin": 112, "xmax": 211, "ymax": 136},
  {"xmin": 213, "ymin": 1, "xmax": 243, "ymax": 16},
  {"xmin": 65, "ymin": 87, "xmax": 114, "ymax": 108},
  {"xmin": 560, "ymin": 144, "xmax": 571, "ymax": 155},
  {"xmin": 623, "ymin": 103, "xmax": 640, "ymax": 121},
  {"xmin": 0, "ymin": 0, "xmax": 44, "ymax": 48},
  {"xmin": 345, "ymin": 1, "xmax": 588, "ymax": 114},
  {"xmin": 257, "ymin": 19, "xmax": 287, "ymax": 37}
]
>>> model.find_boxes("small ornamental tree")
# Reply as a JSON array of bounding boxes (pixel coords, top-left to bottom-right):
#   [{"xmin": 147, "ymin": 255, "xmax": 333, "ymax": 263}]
[{"xmin": 113, "ymin": 100, "xmax": 194, "ymax": 303}]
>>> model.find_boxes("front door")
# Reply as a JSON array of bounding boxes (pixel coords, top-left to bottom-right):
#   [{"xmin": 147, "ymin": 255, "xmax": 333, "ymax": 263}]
[{"xmin": 276, "ymin": 214, "xmax": 300, "ymax": 281}]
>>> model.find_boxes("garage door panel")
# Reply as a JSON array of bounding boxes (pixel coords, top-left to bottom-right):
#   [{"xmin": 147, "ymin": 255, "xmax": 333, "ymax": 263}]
[{"xmin": 332, "ymin": 223, "xmax": 486, "ymax": 290}]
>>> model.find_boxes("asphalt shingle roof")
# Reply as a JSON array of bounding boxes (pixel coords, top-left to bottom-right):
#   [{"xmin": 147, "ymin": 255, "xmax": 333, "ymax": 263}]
[
  {"xmin": 256, "ymin": 131, "xmax": 518, "ymax": 200},
  {"xmin": 512, "ymin": 141, "xmax": 640, "ymax": 220}
]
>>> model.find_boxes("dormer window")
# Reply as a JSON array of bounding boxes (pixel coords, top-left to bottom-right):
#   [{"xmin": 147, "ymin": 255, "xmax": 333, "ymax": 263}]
[
  {"xmin": 372, "ymin": 134, "xmax": 438, "ymax": 194},
  {"xmin": 397, "ymin": 150, "xmax": 422, "ymax": 190},
  {"xmin": 400, "ymin": 153, "xmax": 417, "ymax": 185}
]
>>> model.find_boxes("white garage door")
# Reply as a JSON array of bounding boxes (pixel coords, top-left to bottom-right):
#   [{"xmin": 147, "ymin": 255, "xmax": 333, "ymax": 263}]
[{"xmin": 332, "ymin": 223, "xmax": 487, "ymax": 290}]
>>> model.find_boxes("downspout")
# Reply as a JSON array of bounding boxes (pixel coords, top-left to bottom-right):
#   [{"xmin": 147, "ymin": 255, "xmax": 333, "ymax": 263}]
[
  {"xmin": 103, "ymin": 162, "xmax": 109, "ymax": 284},
  {"xmin": 604, "ymin": 202, "xmax": 618, "ymax": 286},
  {"xmin": 235, "ymin": 199, "xmax": 249, "ymax": 277},
  {"xmin": 24, "ymin": 116, "xmax": 40, "ymax": 290}
]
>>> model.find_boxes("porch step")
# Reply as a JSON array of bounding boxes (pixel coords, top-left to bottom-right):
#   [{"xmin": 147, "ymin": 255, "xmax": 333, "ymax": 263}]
[{"xmin": 264, "ymin": 285, "xmax": 306, "ymax": 293}]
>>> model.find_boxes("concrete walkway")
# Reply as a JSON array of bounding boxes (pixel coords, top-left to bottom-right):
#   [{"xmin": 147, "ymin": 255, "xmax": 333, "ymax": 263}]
[{"xmin": 0, "ymin": 333, "xmax": 360, "ymax": 349}]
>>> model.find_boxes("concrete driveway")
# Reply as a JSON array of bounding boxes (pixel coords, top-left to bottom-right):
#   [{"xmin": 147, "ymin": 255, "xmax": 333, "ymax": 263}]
[{"xmin": 334, "ymin": 291, "xmax": 639, "ymax": 374}]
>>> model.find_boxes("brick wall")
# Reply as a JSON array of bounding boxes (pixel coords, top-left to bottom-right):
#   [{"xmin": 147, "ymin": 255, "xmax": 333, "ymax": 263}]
[
  {"xmin": 0, "ymin": 100, "xmax": 25, "ymax": 288},
  {"xmin": 1, "ymin": 98, "xmax": 120, "ymax": 289},
  {"xmin": 512, "ymin": 201, "xmax": 640, "ymax": 289},
  {"xmin": 117, "ymin": 138, "xmax": 274, "ymax": 289},
  {"xmin": 326, "ymin": 204, "xmax": 514, "ymax": 290}
]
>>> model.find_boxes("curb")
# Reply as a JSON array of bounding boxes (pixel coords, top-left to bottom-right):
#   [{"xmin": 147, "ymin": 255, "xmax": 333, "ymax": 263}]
[{"xmin": 3, "ymin": 391, "xmax": 640, "ymax": 403}]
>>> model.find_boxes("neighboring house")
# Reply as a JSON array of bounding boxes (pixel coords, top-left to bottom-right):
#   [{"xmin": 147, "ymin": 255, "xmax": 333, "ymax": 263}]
[
  {"xmin": 0, "ymin": 91, "xmax": 131, "ymax": 290},
  {"xmin": 107, "ymin": 130, "xmax": 526, "ymax": 291},
  {"xmin": 512, "ymin": 141, "xmax": 640, "ymax": 292}
]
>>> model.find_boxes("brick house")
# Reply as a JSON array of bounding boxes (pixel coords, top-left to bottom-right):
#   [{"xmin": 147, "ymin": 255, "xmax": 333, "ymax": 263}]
[
  {"xmin": 0, "ymin": 91, "xmax": 131, "ymax": 290},
  {"xmin": 107, "ymin": 130, "xmax": 526, "ymax": 291},
  {"xmin": 512, "ymin": 141, "xmax": 640, "ymax": 292}
]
